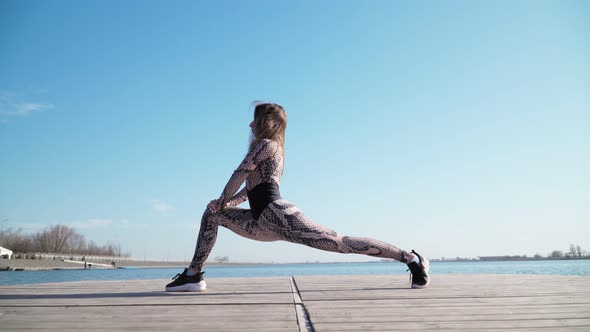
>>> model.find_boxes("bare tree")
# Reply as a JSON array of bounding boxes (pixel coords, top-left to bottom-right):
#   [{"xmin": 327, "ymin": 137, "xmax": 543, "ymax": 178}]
[
  {"xmin": 0, "ymin": 228, "xmax": 34, "ymax": 253},
  {"xmin": 34, "ymin": 225, "xmax": 76, "ymax": 253},
  {"xmin": 113, "ymin": 243, "xmax": 122, "ymax": 257},
  {"xmin": 51, "ymin": 225, "xmax": 75, "ymax": 253},
  {"xmin": 576, "ymin": 245, "xmax": 583, "ymax": 257},
  {"xmin": 569, "ymin": 243, "xmax": 576, "ymax": 257},
  {"xmin": 87, "ymin": 240, "xmax": 99, "ymax": 255},
  {"xmin": 68, "ymin": 233, "xmax": 86, "ymax": 253},
  {"xmin": 0, "ymin": 224, "xmax": 129, "ymax": 257},
  {"xmin": 550, "ymin": 250, "xmax": 563, "ymax": 258},
  {"xmin": 215, "ymin": 256, "xmax": 229, "ymax": 263}
]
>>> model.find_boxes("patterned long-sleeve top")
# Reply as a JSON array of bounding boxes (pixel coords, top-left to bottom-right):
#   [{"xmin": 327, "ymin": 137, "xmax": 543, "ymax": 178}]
[{"xmin": 218, "ymin": 139, "xmax": 284, "ymax": 208}]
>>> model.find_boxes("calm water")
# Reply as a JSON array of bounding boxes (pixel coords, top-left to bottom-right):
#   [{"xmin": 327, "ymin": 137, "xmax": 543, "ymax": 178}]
[{"xmin": 1, "ymin": 260, "xmax": 589, "ymax": 286}]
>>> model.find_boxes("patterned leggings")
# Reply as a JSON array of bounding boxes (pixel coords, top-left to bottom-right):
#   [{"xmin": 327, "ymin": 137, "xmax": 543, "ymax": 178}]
[{"xmin": 190, "ymin": 199, "xmax": 409, "ymax": 271}]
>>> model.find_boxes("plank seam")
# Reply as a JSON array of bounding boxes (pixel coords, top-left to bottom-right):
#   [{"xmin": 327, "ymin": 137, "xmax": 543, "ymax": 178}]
[
  {"xmin": 0, "ymin": 302, "xmax": 294, "ymax": 308},
  {"xmin": 290, "ymin": 276, "xmax": 315, "ymax": 332}
]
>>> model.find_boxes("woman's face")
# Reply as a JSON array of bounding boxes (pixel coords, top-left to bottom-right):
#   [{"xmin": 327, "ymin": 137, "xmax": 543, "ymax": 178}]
[{"xmin": 250, "ymin": 120, "xmax": 256, "ymax": 137}]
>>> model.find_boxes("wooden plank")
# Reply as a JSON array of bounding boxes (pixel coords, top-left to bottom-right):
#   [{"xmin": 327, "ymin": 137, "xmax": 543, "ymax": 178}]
[
  {"xmin": 0, "ymin": 276, "xmax": 300, "ymax": 331},
  {"xmin": 307, "ymin": 305, "xmax": 590, "ymax": 317},
  {"xmin": 0, "ymin": 305, "xmax": 298, "ymax": 330},
  {"xmin": 293, "ymin": 274, "xmax": 590, "ymax": 298},
  {"xmin": 306, "ymin": 310, "xmax": 589, "ymax": 322},
  {"xmin": 0, "ymin": 277, "xmax": 295, "ymax": 306},
  {"xmin": 311, "ymin": 319, "xmax": 590, "ymax": 331},
  {"xmin": 292, "ymin": 274, "xmax": 590, "ymax": 331},
  {"xmin": 1, "ymin": 274, "xmax": 589, "ymax": 331}
]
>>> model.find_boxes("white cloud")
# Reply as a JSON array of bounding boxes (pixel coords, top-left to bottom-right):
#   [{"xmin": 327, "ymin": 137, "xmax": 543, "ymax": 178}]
[
  {"xmin": 150, "ymin": 199, "xmax": 174, "ymax": 215},
  {"xmin": 4, "ymin": 219, "xmax": 146, "ymax": 233},
  {"xmin": 0, "ymin": 92, "xmax": 54, "ymax": 117},
  {"xmin": 170, "ymin": 220, "xmax": 198, "ymax": 231},
  {"xmin": 10, "ymin": 223, "xmax": 46, "ymax": 232},
  {"xmin": 70, "ymin": 219, "xmax": 113, "ymax": 230},
  {"xmin": 69, "ymin": 219, "xmax": 149, "ymax": 231},
  {"xmin": 119, "ymin": 219, "xmax": 149, "ymax": 230}
]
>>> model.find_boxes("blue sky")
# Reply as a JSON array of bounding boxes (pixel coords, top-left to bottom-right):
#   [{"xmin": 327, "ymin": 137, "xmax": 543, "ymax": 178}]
[{"xmin": 1, "ymin": 1, "xmax": 588, "ymax": 262}]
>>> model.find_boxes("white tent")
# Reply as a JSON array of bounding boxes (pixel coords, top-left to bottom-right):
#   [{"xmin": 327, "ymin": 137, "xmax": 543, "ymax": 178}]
[{"xmin": 0, "ymin": 246, "xmax": 13, "ymax": 259}]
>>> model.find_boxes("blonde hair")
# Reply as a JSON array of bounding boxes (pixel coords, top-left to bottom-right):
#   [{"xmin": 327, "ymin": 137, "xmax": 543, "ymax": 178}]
[{"xmin": 249, "ymin": 102, "xmax": 287, "ymax": 158}]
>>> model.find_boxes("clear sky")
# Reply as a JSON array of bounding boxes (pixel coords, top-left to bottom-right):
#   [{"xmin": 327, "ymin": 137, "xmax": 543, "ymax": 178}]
[{"xmin": 1, "ymin": 1, "xmax": 588, "ymax": 263}]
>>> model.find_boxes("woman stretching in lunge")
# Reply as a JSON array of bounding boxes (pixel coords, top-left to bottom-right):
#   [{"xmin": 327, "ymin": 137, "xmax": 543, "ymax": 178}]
[{"xmin": 166, "ymin": 103, "xmax": 430, "ymax": 291}]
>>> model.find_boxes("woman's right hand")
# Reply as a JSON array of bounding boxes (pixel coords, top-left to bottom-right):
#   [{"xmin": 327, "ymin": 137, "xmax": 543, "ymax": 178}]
[{"xmin": 207, "ymin": 199, "xmax": 222, "ymax": 212}]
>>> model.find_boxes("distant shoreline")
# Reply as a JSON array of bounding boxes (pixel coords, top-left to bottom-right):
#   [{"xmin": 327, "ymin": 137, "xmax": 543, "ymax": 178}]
[
  {"xmin": 430, "ymin": 258, "xmax": 590, "ymax": 263},
  {"xmin": 0, "ymin": 259, "xmax": 265, "ymax": 271},
  {"xmin": 2, "ymin": 257, "xmax": 589, "ymax": 271}
]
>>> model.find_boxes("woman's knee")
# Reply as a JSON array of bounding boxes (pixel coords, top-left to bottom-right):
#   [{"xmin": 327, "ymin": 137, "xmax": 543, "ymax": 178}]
[{"xmin": 201, "ymin": 208, "xmax": 217, "ymax": 223}]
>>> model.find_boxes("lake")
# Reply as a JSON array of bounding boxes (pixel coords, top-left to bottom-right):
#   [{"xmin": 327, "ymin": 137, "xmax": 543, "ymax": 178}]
[{"xmin": 1, "ymin": 260, "xmax": 589, "ymax": 286}]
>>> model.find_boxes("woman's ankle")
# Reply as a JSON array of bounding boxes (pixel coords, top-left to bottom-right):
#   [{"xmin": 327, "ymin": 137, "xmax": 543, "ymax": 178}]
[{"xmin": 404, "ymin": 252, "xmax": 419, "ymax": 264}]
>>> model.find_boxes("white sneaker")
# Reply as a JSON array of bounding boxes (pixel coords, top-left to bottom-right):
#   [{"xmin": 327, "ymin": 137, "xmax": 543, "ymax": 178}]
[{"xmin": 165, "ymin": 269, "xmax": 207, "ymax": 292}]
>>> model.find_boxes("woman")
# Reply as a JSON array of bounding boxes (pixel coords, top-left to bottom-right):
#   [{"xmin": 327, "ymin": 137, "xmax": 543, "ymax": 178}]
[{"xmin": 166, "ymin": 103, "xmax": 430, "ymax": 291}]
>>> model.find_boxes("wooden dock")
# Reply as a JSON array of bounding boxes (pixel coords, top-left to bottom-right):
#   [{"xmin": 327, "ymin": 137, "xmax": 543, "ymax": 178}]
[{"xmin": 0, "ymin": 274, "xmax": 589, "ymax": 331}]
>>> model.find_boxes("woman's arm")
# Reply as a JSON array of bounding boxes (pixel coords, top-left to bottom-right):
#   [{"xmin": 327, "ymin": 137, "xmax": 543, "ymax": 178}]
[
  {"xmin": 225, "ymin": 187, "xmax": 248, "ymax": 207},
  {"xmin": 215, "ymin": 139, "xmax": 276, "ymax": 209},
  {"xmin": 208, "ymin": 186, "xmax": 247, "ymax": 211}
]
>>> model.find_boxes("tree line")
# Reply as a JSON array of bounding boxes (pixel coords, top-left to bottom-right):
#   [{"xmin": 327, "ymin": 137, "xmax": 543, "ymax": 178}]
[
  {"xmin": 548, "ymin": 243, "xmax": 586, "ymax": 259},
  {"xmin": 0, "ymin": 224, "xmax": 129, "ymax": 257}
]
